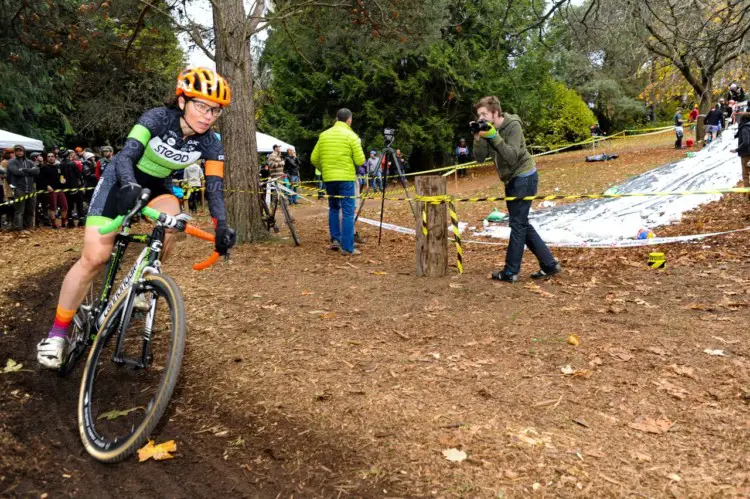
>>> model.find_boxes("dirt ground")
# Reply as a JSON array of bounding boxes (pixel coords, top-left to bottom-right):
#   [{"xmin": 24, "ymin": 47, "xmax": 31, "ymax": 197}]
[{"xmin": 2, "ymin": 133, "xmax": 750, "ymax": 498}]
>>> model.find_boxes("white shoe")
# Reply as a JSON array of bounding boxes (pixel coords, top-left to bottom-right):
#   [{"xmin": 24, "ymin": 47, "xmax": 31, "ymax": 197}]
[{"xmin": 37, "ymin": 336, "xmax": 69, "ymax": 369}]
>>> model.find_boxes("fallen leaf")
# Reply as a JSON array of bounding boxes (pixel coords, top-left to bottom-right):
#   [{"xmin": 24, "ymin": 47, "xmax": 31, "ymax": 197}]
[
  {"xmin": 629, "ymin": 416, "xmax": 674, "ymax": 434},
  {"xmin": 670, "ymin": 364, "xmax": 696, "ymax": 380},
  {"xmin": 685, "ymin": 303, "xmax": 715, "ymax": 311},
  {"xmin": 251, "ymin": 294, "xmax": 263, "ymax": 299},
  {"xmin": 442, "ymin": 448, "xmax": 467, "ymax": 462},
  {"xmin": 2, "ymin": 359, "xmax": 22, "ymax": 373},
  {"xmin": 572, "ymin": 418, "xmax": 590, "ymax": 428},
  {"xmin": 653, "ymin": 379, "xmax": 688, "ymax": 400},
  {"xmin": 137, "ymin": 440, "xmax": 177, "ymax": 462},
  {"xmin": 703, "ymin": 349, "xmax": 727, "ymax": 357},
  {"xmin": 561, "ymin": 365, "xmax": 592, "ymax": 378},
  {"xmin": 97, "ymin": 407, "xmax": 143, "ymax": 421},
  {"xmin": 319, "ymin": 312, "xmax": 337, "ymax": 319},
  {"xmin": 567, "ymin": 334, "xmax": 581, "ymax": 346},
  {"xmin": 609, "ymin": 349, "xmax": 633, "ymax": 362},
  {"xmin": 509, "ymin": 428, "xmax": 555, "ymax": 449},
  {"xmin": 711, "ymin": 335, "xmax": 739, "ymax": 345},
  {"xmin": 369, "ymin": 271, "xmax": 388, "ymax": 276},
  {"xmin": 608, "ymin": 304, "xmax": 625, "ymax": 314},
  {"xmin": 301, "ymin": 291, "xmax": 315, "ymax": 296}
]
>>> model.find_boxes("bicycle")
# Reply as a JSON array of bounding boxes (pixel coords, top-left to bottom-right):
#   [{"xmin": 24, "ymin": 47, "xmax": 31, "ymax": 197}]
[
  {"xmin": 259, "ymin": 176, "xmax": 300, "ymax": 246},
  {"xmin": 60, "ymin": 188, "xmax": 223, "ymax": 463}
]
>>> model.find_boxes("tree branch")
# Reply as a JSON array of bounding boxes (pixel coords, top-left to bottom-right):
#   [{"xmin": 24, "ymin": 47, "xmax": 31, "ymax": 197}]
[{"xmin": 125, "ymin": 3, "xmax": 151, "ymax": 58}]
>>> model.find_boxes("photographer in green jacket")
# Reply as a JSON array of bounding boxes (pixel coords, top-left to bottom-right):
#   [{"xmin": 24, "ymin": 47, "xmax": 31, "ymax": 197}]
[{"xmin": 472, "ymin": 96, "xmax": 561, "ymax": 282}]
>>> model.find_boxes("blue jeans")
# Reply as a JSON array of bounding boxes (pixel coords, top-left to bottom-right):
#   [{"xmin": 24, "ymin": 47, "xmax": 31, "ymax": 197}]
[
  {"xmin": 325, "ymin": 181, "xmax": 356, "ymax": 252},
  {"xmin": 370, "ymin": 173, "xmax": 382, "ymax": 192},
  {"xmin": 289, "ymin": 175, "xmax": 300, "ymax": 203},
  {"xmin": 504, "ymin": 172, "xmax": 556, "ymax": 274}
]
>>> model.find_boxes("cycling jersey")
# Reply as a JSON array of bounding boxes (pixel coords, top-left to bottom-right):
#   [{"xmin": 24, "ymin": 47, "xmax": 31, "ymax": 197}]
[{"xmin": 86, "ymin": 107, "xmax": 227, "ymax": 227}]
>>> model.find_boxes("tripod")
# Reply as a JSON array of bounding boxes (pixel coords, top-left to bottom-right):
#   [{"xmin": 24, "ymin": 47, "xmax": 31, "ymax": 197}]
[{"xmin": 354, "ymin": 144, "xmax": 417, "ymax": 245}]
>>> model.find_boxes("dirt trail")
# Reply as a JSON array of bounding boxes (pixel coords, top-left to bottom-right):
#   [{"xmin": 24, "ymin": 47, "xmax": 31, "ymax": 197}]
[{"xmin": 0, "ymin": 263, "xmax": 386, "ymax": 497}]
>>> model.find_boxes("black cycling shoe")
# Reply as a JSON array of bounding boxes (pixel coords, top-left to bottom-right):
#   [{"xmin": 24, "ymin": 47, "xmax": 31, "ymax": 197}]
[
  {"xmin": 531, "ymin": 262, "xmax": 562, "ymax": 279},
  {"xmin": 491, "ymin": 269, "xmax": 518, "ymax": 283}
]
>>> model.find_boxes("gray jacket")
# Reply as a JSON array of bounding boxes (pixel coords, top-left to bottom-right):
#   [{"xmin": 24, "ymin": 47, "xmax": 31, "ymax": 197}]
[
  {"xmin": 473, "ymin": 113, "xmax": 535, "ymax": 183},
  {"xmin": 7, "ymin": 157, "xmax": 40, "ymax": 193}
]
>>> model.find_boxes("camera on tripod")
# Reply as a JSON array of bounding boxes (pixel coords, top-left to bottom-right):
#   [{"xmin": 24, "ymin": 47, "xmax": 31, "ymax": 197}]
[
  {"xmin": 383, "ymin": 127, "xmax": 396, "ymax": 147},
  {"xmin": 469, "ymin": 119, "xmax": 492, "ymax": 134}
]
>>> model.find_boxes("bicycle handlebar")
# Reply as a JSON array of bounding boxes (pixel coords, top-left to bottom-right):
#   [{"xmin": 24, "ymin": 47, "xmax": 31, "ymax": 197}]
[{"xmin": 98, "ymin": 206, "xmax": 221, "ymax": 271}]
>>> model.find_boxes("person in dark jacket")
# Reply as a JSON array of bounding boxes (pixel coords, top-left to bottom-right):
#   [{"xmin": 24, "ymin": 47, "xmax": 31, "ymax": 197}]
[
  {"xmin": 6, "ymin": 144, "xmax": 39, "ymax": 230},
  {"xmin": 728, "ymin": 83, "xmax": 746, "ymax": 103},
  {"xmin": 39, "ymin": 151, "xmax": 69, "ymax": 228},
  {"xmin": 674, "ymin": 108, "xmax": 684, "ymax": 149},
  {"xmin": 283, "ymin": 147, "xmax": 301, "ymax": 204},
  {"xmin": 472, "ymin": 95, "xmax": 560, "ymax": 282},
  {"xmin": 60, "ymin": 149, "xmax": 85, "ymax": 227},
  {"xmin": 703, "ymin": 104, "xmax": 724, "ymax": 144},
  {"xmin": 732, "ymin": 113, "xmax": 750, "ymax": 199}
]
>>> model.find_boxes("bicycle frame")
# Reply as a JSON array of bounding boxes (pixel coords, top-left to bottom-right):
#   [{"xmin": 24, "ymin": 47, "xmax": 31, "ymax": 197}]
[{"xmin": 91, "ymin": 225, "xmax": 167, "ymax": 369}]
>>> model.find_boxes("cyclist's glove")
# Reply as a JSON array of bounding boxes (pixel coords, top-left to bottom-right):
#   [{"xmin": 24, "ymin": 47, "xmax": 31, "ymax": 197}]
[
  {"xmin": 117, "ymin": 182, "xmax": 142, "ymax": 215},
  {"xmin": 162, "ymin": 212, "xmax": 191, "ymax": 231},
  {"xmin": 215, "ymin": 223, "xmax": 236, "ymax": 256}
]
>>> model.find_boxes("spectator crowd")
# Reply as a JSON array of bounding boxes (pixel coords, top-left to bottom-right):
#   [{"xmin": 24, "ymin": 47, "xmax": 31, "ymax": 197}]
[{"xmin": 0, "ymin": 143, "xmax": 208, "ymax": 231}]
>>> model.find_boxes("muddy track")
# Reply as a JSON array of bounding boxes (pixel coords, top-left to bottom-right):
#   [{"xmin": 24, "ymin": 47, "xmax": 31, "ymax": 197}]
[{"xmin": 0, "ymin": 264, "xmax": 385, "ymax": 498}]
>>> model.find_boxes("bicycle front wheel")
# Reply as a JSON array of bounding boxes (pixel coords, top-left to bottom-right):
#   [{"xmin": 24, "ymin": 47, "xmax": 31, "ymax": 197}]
[
  {"xmin": 77, "ymin": 273, "xmax": 186, "ymax": 463},
  {"xmin": 280, "ymin": 196, "xmax": 300, "ymax": 246}
]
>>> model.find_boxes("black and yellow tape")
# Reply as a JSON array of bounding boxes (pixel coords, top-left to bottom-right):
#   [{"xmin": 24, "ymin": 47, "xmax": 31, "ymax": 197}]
[
  {"xmin": 648, "ymin": 252, "xmax": 666, "ymax": 269},
  {"xmin": 0, "ymin": 187, "xmax": 94, "ymax": 208},
  {"xmin": 448, "ymin": 201, "xmax": 463, "ymax": 274},
  {"xmin": 421, "ymin": 203, "xmax": 428, "ymax": 236}
]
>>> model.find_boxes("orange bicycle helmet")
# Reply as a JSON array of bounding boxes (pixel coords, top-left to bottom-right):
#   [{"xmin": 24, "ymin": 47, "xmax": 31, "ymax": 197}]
[{"xmin": 176, "ymin": 67, "xmax": 231, "ymax": 106}]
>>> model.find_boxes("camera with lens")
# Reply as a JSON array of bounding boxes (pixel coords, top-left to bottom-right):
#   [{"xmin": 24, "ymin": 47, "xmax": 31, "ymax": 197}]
[
  {"xmin": 469, "ymin": 119, "xmax": 491, "ymax": 134},
  {"xmin": 384, "ymin": 127, "xmax": 396, "ymax": 147}
]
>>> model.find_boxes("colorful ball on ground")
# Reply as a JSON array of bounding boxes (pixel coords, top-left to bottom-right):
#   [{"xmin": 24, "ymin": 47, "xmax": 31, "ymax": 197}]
[
  {"xmin": 686, "ymin": 138, "xmax": 694, "ymax": 147},
  {"xmin": 637, "ymin": 228, "xmax": 656, "ymax": 240}
]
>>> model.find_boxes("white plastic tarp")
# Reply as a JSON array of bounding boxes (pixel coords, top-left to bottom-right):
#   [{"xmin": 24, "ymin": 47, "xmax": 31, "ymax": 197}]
[
  {"xmin": 473, "ymin": 124, "xmax": 744, "ymax": 244},
  {"xmin": 0, "ymin": 129, "xmax": 44, "ymax": 151},
  {"xmin": 256, "ymin": 131, "xmax": 294, "ymax": 153}
]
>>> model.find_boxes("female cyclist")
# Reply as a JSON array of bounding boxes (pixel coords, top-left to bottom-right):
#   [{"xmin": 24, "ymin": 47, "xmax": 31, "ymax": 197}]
[{"xmin": 37, "ymin": 67, "xmax": 237, "ymax": 368}]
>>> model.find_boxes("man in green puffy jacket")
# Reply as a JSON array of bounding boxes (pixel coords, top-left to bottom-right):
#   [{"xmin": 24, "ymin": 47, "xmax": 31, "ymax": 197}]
[
  {"xmin": 472, "ymin": 96, "xmax": 560, "ymax": 282},
  {"xmin": 311, "ymin": 108, "xmax": 366, "ymax": 255}
]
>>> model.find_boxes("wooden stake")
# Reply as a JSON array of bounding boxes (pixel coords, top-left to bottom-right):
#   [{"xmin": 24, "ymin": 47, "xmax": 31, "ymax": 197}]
[{"xmin": 416, "ymin": 176, "xmax": 448, "ymax": 277}]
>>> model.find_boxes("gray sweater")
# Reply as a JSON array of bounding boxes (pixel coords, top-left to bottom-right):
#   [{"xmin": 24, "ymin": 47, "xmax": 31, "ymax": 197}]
[{"xmin": 7, "ymin": 157, "xmax": 39, "ymax": 193}]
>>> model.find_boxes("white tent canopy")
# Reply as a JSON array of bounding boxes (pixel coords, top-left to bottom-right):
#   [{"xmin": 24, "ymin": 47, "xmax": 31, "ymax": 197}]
[
  {"xmin": 256, "ymin": 131, "xmax": 294, "ymax": 153},
  {"xmin": 0, "ymin": 129, "xmax": 44, "ymax": 151}
]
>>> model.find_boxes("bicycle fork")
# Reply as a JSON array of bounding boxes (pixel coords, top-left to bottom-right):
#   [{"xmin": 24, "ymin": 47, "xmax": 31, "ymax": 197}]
[{"xmin": 111, "ymin": 243, "xmax": 162, "ymax": 370}]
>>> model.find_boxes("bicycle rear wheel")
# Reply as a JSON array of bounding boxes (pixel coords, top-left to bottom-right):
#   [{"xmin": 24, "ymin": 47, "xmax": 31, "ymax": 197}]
[
  {"xmin": 77, "ymin": 273, "xmax": 186, "ymax": 463},
  {"xmin": 280, "ymin": 196, "xmax": 300, "ymax": 246}
]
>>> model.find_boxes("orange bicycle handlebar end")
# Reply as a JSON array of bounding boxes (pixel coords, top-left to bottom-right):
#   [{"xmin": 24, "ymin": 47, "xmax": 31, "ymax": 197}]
[{"xmin": 193, "ymin": 251, "xmax": 220, "ymax": 271}]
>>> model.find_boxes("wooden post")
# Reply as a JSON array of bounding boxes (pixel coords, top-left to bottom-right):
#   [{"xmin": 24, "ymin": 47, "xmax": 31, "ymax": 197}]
[{"xmin": 416, "ymin": 176, "xmax": 448, "ymax": 277}]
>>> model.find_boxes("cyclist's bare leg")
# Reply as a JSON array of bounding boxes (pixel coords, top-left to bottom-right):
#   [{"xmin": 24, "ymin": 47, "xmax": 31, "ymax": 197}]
[{"xmin": 147, "ymin": 194, "xmax": 180, "ymax": 258}]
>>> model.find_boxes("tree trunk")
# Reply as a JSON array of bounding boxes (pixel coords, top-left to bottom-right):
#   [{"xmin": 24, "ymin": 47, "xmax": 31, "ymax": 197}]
[
  {"xmin": 213, "ymin": 1, "xmax": 268, "ymax": 243},
  {"xmin": 696, "ymin": 78, "xmax": 713, "ymax": 144}
]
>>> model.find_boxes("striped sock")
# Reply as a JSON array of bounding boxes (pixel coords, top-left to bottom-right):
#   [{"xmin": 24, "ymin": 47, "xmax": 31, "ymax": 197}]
[{"xmin": 48, "ymin": 306, "xmax": 76, "ymax": 339}]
